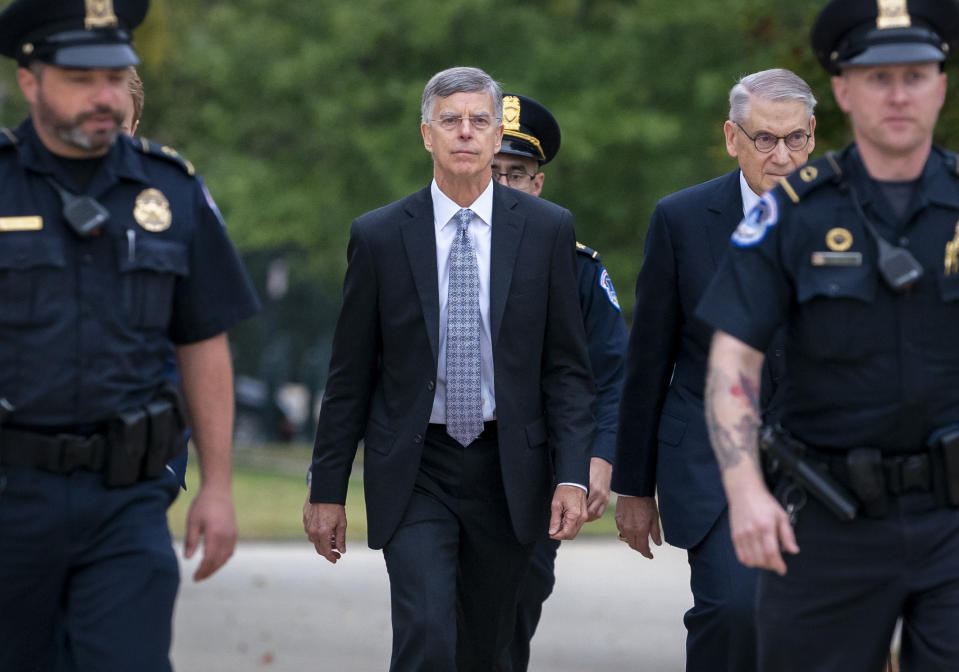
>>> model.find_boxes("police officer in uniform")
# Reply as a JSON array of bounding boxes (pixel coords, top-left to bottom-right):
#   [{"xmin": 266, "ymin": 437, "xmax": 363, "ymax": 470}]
[
  {"xmin": 0, "ymin": 1, "xmax": 260, "ymax": 670},
  {"xmin": 491, "ymin": 93, "xmax": 628, "ymax": 671},
  {"xmin": 697, "ymin": 0, "xmax": 959, "ymax": 669}
]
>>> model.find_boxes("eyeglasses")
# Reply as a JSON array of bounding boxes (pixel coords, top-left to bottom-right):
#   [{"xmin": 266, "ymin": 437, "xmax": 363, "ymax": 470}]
[
  {"xmin": 431, "ymin": 114, "xmax": 498, "ymax": 132},
  {"xmin": 734, "ymin": 121, "xmax": 811, "ymax": 153},
  {"xmin": 493, "ymin": 169, "xmax": 536, "ymax": 188}
]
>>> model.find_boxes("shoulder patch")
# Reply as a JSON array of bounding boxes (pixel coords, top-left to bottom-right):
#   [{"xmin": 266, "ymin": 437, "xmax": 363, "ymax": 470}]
[
  {"xmin": 732, "ymin": 191, "xmax": 779, "ymax": 247},
  {"xmin": 0, "ymin": 127, "xmax": 18, "ymax": 149},
  {"xmin": 776, "ymin": 154, "xmax": 839, "ymax": 204},
  {"xmin": 575, "ymin": 241, "xmax": 600, "ymax": 261},
  {"xmin": 134, "ymin": 137, "xmax": 196, "ymax": 176},
  {"xmin": 598, "ymin": 267, "xmax": 621, "ymax": 310},
  {"xmin": 937, "ymin": 147, "xmax": 959, "ymax": 176}
]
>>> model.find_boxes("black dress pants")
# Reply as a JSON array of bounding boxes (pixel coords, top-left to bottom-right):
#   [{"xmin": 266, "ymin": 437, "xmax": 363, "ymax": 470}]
[{"xmin": 383, "ymin": 424, "xmax": 533, "ymax": 672}]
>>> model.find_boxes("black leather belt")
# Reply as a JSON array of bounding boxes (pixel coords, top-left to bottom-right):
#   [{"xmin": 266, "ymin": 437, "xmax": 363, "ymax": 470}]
[
  {"xmin": 0, "ymin": 428, "xmax": 108, "ymax": 474},
  {"xmin": 428, "ymin": 421, "xmax": 498, "ymax": 440},
  {"xmin": 805, "ymin": 446, "xmax": 933, "ymax": 495}
]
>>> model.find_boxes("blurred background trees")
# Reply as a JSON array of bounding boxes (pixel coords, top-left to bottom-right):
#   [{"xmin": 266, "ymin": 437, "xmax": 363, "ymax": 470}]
[{"xmin": 1, "ymin": 0, "xmax": 957, "ymax": 439}]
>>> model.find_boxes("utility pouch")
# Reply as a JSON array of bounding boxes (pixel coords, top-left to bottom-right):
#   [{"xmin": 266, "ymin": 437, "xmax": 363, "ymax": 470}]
[
  {"xmin": 930, "ymin": 426, "xmax": 959, "ymax": 507},
  {"xmin": 846, "ymin": 448, "xmax": 888, "ymax": 518},
  {"xmin": 142, "ymin": 398, "xmax": 183, "ymax": 479},
  {"xmin": 106, "ymin": 408, "xmax": 148, "ymax": 487}
]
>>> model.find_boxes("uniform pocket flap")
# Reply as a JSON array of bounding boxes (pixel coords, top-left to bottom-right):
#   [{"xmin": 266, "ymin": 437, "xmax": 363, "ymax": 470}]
[
  {"xmin": 118, "ymin": 237, "xmax": 189, "ymax": 275},
  {"xmin": 0, "ymin": 236, "xmax": 65, "ymax": 271}
]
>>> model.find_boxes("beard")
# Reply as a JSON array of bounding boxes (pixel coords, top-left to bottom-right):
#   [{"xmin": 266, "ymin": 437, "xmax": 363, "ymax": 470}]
[{"xmin": 34, "ymin": 87, "xmax": 123, "ymax": 154}]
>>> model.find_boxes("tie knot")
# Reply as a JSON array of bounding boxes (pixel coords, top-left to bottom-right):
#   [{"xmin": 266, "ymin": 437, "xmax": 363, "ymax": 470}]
[{"xmin": 455, "ymin": 208, "xmax": 473, "ymax": 233}]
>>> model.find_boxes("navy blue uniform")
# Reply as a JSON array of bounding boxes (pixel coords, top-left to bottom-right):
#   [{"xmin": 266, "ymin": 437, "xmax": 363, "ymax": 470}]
[
  {"xmin": 0, "ymin": 119, "xmax": 259, "ymax": 672},
  {"xmin": 697, "ymin": 145, "xmax": 959, "ymax": 671},
  {"xmin": 509, "ymin": 243, "xmax": 627, "ymax": 671}
]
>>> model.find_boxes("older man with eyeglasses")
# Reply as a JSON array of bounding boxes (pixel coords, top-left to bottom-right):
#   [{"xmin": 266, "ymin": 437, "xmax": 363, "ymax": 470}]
[{"xmin": 613, "ymin": 68, "xmax": 816, "ymax": 672}]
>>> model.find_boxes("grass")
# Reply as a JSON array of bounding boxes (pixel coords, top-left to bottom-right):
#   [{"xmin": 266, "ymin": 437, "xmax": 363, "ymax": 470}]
[{"xmin": 167, "ymin": 441, "xmax": 619, "ymax": 541}]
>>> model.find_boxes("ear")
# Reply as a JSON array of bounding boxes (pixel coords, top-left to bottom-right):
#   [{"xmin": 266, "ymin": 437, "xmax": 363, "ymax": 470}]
[
  {"xmin": 831, "ymin": 75, "xmax": 851, "ymax": 113},
  {"xmin": 421, "ymin": 122, "xmax": 432, "ymax": 152},
  {"xmin": 530, "ymin": 171, "xmax": 545, "ymax": 197},
  {"xmin": 723, "ymin": 120, "xmax": 739, "ymax": 159},
  {"xmin": 131, "ymin": 119, "xmax": 140, "ymax": 136},
  {"xmin": 807, "ymin": 115, "xmax": 816, "ymax": 155},
  {"xmin": 16, "ymin": 66, "xmax": 38, "ymax": 105}
]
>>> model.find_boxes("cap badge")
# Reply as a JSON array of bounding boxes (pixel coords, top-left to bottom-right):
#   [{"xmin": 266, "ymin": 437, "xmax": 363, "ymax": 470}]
[
  {"xmin": 503, "ymin": 96, "xmax": 521, "ymax": 132},
  {"xmin": 85, "ymin": 0, "xmax": 119, "ymax": 30},
  {"xmin": 134, "ymin": 188, "xmax": 172, "ymax": 232},
  {"xmin": 877, "ymin": 0, "xmax": 911, "ymax": 30},
  {"xmin": 944, "ymin": 222, "xmax": 959, "ymax": 276},
  {"xmin": 826, "ymin": 228, "xmax": 853, "ymax": 252}
]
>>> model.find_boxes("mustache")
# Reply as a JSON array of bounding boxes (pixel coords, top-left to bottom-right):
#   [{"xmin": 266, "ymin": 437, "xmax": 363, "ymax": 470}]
[{"xmin": 75, "ymin": 106, "xmax": 124, "ymax": 126}]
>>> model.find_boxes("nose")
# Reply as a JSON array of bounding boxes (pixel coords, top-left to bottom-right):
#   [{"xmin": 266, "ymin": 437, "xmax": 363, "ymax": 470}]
[{"xmin": 771, "ymin": 137, "xmax": 791, "ymax": 163}]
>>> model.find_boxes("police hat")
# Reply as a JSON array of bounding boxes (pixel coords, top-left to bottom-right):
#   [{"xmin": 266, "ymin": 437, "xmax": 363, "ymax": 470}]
[
  {"xmin": 812, "ymin": 0, "xmax": 959, "ymax": 75},
  {"xmin": 499, "ymin": 94, "xmax": 561, "ymax": 165},
  {"xmin": 0, "ymin": 0, "xmax": 148, "ymax": 68}
]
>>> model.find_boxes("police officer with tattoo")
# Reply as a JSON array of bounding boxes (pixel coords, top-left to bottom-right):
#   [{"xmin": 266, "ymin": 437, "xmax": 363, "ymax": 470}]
[
  {"xmin": 697, "ymin": 0, "xmax": 959, "ymax": 669},
  {"xmin": 0, "ymin": 1, "xmax": 259, "ymax": 670}
]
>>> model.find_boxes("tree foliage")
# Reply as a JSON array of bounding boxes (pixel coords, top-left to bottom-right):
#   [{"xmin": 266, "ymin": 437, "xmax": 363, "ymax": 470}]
[{"xmin": 2, "ymin": 0, "xmax": 958, "ymax": 384}]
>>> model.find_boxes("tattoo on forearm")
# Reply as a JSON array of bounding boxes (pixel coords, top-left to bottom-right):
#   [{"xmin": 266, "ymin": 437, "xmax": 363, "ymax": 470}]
[{"xmin": 704, "ymin": 367, "xmax": 761, "ymax": 473}]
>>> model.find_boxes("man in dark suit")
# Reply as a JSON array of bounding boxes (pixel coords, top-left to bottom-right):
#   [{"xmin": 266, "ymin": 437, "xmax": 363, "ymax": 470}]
[
  {"xmin": 303, "ymin": 66, "xmax": 594, "ymax": 671},
  {"xmin": 612, "ymin": 69, "xmax": 816, "ymax": 671}
]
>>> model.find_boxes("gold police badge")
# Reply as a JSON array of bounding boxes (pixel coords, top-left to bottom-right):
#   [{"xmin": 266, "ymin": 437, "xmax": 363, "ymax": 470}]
[
  {"xmin": 826, "ymin": 228, "xmax": 853, "ymax": 252},
  {"xmin": 133, "ymin": 188, "xmax": 172, "ymax": 232},
  {"xmin": 503, "ymin": 96, "xmax": 521, "ymax": 132}
]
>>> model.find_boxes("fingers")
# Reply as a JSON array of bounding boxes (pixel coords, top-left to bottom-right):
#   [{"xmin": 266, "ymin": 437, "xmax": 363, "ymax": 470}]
[
  {"xmin": 549, "ymin": 487, "xmax": 588, "ymax": 540},
  {"xmin": 303, "ymin": 502, "xmax": 347, "ymax": 564},
  {"xmin": 193, "ymin": 530, "xmax": 236, "ymax": 581},
  {"xmin": 586, "ymin": 489, "xmax": 610, "ymax": 521}
]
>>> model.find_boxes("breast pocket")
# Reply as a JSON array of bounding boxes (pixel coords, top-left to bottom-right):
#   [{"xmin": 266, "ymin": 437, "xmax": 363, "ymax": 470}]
[
  {"xmin": 0, "ymin": 236, "xmax": 66, "ymax": 327},
  {"xmin": 923, "ymin": 272, "xmax": 959, "ymax": 344},
  {"xmin": 793, "ymin": 266, "xmax": 880, "ymax": 360},
  {"xmin": 118, "ymin": 236, "xmax": 189, "ymax": 329}
]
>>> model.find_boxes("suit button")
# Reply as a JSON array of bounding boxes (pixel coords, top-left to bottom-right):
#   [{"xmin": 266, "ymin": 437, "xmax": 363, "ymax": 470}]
[
  {"xmin": 427, "ymin": 381, "xmax": 435, "ymax": 391},
  {"xmin": 414, "ymin": 434, "xmax": 423, "ymax": 444}
]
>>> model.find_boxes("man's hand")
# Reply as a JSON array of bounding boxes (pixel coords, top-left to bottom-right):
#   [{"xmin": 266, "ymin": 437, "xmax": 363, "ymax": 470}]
[
  {"xmin": 548, "ymin": 484, "xmax": 588, "ymax": 540},
  {"xmin": 184, "ymin": 484, "xmax": 237, "ymax": 581},
  {"xmin": 586, "ymin": 457, "xmax": 613, "ymax": 521},
  {"xmin": 303, "ymin": 499, "xmax": 348, "ymax": 564},
  {"xmin": 615, "ymin": 496, "xmax": 662, "ymax": 559},
  {"xmin": 725, "ymin": 468, "xmax": 799, "ymax": 575}
]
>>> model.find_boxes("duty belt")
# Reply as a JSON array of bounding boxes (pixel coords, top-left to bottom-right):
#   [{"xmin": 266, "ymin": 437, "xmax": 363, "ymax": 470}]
[{"xmin": 0, "ymin": 427, "xmax": 108, "ymax": 475}]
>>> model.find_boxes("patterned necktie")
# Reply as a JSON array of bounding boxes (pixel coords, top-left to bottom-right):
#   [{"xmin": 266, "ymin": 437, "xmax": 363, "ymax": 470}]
[{"xmin": 446, "ymin": 208, "xmax": 483, "ymax": 446}]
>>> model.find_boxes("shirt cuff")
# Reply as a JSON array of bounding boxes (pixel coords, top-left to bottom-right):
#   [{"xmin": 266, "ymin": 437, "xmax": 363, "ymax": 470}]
[{"xmin": 558, "ymin": 481, "xmax": 588, "ymax": 492}]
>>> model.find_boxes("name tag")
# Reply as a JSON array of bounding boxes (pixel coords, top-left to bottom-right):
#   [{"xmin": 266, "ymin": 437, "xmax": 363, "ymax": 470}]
[
  {"xmin": 811, "ymin": 251, "xmax": 862, "ymax": 267},
  {"xmin": 0, "ymin": 216, "xmax": 42, "ymax": 232}
]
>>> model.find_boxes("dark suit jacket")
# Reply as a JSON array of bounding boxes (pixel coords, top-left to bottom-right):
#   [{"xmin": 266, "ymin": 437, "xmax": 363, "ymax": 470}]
[
  {"xmin": 310, "ymin": 182, "xmax": 595, "ymax": 549},
  {"xmin": 613, "ymin": 169, "xmax": 784, "ymax": 550}
]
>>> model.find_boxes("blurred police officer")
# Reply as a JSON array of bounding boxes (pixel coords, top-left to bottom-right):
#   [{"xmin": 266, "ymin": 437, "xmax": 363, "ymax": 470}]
[
  {"xmin": 614, "ymin": 69, "xmax": 816, "ymax": 671},
  {"xmin": 0, "ymin": 1, "xmax": 260, "ymax": 670},
  {"xmin": 490, "ymin": 93, "xmax": 628, "ymax": 671},
  {"xmin": 697, "ymin": 0, "xmax": 959, "ymax": 669}
]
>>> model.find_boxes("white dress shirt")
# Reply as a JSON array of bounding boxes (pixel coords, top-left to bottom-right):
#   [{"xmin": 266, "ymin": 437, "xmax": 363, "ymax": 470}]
[
  {"xmin": 429, "ymin": 179, "xmax": 496, "ymax": 424},
  {"xmin": 739, "ymin": 170, "xmax": 761, "ymax": 217}
]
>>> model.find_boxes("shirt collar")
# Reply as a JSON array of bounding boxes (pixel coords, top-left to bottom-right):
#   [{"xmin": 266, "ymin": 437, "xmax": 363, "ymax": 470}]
[
  {"xmin": 431, "ymin": 178, "xmax": 494, "ymax": 233},
  {"xmin": 739, "ymin": 169, "xmax": 762, "ymax": 216}
]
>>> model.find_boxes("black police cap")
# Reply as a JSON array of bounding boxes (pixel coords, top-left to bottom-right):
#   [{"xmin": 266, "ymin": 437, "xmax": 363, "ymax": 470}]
[
  {"xmin": 0, "ymin": 0, "xmax": 148, "ymax": 68},
  {"xmin": 812, "ymin": 0, "xmax": 959, "ymax": 75},
  {"xmin": 499, "ymin": 94, "xmax": 561, "ymax": 166}
]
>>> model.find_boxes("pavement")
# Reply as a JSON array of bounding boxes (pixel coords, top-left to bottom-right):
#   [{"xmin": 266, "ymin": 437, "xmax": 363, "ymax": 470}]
[{"xmin": 172, "ymin": 538, "xmax": 693, "ymax": 672}]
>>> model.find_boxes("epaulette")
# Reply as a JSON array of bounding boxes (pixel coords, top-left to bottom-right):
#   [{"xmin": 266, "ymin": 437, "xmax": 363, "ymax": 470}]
[
  {"xmin": 0, "ymin": 127, "xmax": 19, "ymax": 149},
  {"xmin": 133, "ymin": 137, "xmax": 196, "ymax": 176},
  {"xmin": 775, "ymin": 153, "xmax": 840, "ymax": 205},
  {"xmin": 575, "ymin": 241, "xmax": 600, "ymax": 261}
]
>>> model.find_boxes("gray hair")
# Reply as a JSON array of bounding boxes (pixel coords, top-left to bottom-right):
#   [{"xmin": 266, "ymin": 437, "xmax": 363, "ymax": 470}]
[
  {"xmin": 420, "ymin": 66, "xmax": 503, "ymax": 124},
  {"xmin": 728, "ymin": 68, "xmax": 817, "ymax": 125}
]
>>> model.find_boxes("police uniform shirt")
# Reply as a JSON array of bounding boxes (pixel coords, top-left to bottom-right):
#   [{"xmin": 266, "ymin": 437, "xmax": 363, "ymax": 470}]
[
  {"xmin": 575, "ymin": 244, "xmax": 627, "ymax": 464},
  {"xmin": 696, "ymin": 144, "xmax": 959, "ymax": 454},
  {"xmin": 0, "ymin": 118, "xmax": 260, "ymax": 428}
]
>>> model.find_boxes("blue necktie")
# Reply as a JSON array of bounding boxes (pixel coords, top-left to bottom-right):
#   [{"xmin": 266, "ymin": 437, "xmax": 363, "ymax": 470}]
[{"xmin": 446, "ymin": 208, "xmax": 483, "ymax": 446}]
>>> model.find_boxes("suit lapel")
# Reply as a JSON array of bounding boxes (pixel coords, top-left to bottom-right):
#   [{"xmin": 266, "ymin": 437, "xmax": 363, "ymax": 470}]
[
  {"xmin": 490, "ymin": 184, "xmax": 522, "ymax": 345},
  {"xmin": 705, "ymin": 170, "xmax": 746, "ymax": 268},
  {"xmin": 400, "ymin": 186, "xmax": 440, "ymax": 360}
]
